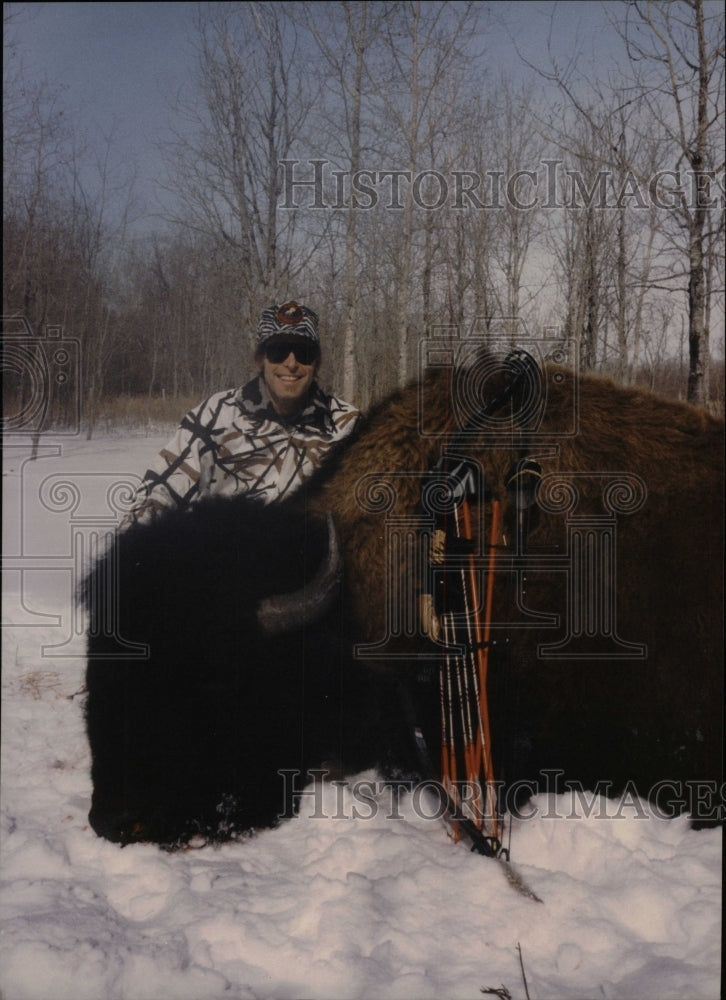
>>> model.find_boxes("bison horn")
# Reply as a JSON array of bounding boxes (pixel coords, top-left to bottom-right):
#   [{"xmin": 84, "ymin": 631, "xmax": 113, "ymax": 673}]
[{"xmin": 256, "ymin": 512, "xmax": 342, "ymax": 635}]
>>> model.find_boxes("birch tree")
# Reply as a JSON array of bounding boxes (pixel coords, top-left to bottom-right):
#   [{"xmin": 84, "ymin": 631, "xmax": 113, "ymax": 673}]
[
  {"xmin": 619, "ymin": 0, "xmax": 725, "ymax": 403},
  {"xmin": 163, "ymin": 2, "xmax": 316, "ymax": 336},
  {"xmin": 527, "ymin": 0, "xmax": 724, "ymax": 403},
  {"xmin": 299, "ymin": 1, "xmax": 392, "ymax": 401},
  {"xmin": 369, "ymin": 0, "xmax": 482, "ymax": 385}
]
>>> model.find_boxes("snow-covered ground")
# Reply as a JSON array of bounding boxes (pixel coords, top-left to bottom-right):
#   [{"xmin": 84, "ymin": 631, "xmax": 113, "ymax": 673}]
[{"xmin": 1, "ymin": 433, "xmax": 722, "ymax": 1000}]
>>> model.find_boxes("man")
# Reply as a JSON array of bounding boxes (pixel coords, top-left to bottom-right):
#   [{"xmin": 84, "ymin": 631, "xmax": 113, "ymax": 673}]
[{"xmin": 122, "ymin": 301, "xmax": 360, "ymax": 527}]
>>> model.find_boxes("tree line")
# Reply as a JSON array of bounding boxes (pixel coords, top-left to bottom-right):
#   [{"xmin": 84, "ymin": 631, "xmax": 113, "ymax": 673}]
[{"xmin": 3, "ymin": 1, "xmax": 724, "ymax": 437}]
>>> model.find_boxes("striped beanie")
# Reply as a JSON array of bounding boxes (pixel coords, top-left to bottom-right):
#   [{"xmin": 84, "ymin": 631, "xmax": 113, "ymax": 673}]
[{"xmin": 256, "ymin": 301, "xmax": 320, "ymax": 348}]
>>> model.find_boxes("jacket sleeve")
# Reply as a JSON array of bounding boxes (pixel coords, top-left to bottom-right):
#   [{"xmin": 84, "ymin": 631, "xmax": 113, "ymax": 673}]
[{"xmin": 120, "ymin": 395, "xmax": 222, "ymax": 529}]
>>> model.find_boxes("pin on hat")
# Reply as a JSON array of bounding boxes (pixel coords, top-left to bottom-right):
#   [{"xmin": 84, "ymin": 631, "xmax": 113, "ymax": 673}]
[{"xmin": 256, "ymin": 301, "xmax": 320, "ymax": 348}]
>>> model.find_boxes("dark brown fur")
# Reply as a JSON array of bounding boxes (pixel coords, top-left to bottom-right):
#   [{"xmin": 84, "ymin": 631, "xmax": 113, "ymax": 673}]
[{"xmin": 308, "ymin": 367, "xmax": 724, "ymax": 819}]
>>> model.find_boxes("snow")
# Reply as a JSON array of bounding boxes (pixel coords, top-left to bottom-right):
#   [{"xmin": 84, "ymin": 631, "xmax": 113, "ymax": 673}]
[{"xmin": 1, "ymin": 434, "xmax": 722, "ymax": 1000}]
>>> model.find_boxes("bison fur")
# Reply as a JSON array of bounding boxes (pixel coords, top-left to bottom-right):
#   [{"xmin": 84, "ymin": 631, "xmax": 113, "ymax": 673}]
[
  {"xmin": 84, "ymin": 499, "xmax": 419, "ymax": 847},
  {"xmin": 307, "ymin": 363, "xmax": 724, "ymax": 825}
]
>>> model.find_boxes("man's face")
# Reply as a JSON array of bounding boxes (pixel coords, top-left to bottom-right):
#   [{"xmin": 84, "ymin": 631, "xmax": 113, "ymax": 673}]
[{"xmin": 256, "ymin": 339, "xmax": 319, "ymax": 416}]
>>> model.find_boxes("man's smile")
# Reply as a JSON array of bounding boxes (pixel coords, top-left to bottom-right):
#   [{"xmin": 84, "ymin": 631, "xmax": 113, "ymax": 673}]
[{"xmin": 257, "ymin": 344, "xmax": 318, "ymax": 415}]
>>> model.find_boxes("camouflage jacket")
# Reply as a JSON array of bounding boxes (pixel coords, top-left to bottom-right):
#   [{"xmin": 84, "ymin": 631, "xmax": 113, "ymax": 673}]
[{"xmin": 122, "ymin": 376, "xmax": 360, "ymax": 527}]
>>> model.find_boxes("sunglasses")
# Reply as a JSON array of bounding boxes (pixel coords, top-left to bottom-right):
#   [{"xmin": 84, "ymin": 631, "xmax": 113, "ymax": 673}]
[{"xmin": 263, "ymin": 340, "xmax": 319, "ymax": 365}]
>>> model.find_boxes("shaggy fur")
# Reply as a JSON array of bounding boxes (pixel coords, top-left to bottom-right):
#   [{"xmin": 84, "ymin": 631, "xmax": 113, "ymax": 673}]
[
  {"xmin": 306, "ymin": 366, "xmax": 724, "ymax": 822},
  {"xmin": 85, "ymin": 500, "xmax": 418, "ymax": 847}
]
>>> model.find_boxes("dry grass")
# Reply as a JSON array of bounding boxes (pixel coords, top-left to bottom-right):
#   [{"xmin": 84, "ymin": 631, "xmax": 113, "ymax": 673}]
[
  {"xmin": 91, "ymin": 395, "xmax": 199, "ymax": 434},
  {"xmin": 97, "ymin": 395, "xmax": 198, "ymax": 424},
  {"xmin": 2, "ymin": 393, "xmax": 201, "ymax": 436}
]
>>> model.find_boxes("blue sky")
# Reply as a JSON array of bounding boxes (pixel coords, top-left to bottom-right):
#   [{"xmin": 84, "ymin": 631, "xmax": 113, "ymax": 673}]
[
  {"xmin": 5, "ymin": 3, "xmax": 199, "ymax": 218},
  {"xmin": 6, "ymin": 3, "xmax": 197, "ymax": 128},
  {"xmin": 5, "ymin": 2, "xmax": 628, "ymax": 217},
  {"xmin": 12, "ymin": 0, "xmax": 723, "ymax": 241}
]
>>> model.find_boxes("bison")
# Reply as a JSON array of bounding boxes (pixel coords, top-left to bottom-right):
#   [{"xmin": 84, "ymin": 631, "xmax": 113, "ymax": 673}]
[{"xmin": 85, "ymin": 353, "xmax": 724, "ymax": 845}]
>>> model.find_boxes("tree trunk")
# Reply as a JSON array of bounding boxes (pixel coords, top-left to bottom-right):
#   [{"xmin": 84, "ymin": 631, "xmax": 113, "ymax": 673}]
[{"xmin": 686, "ymin": 0, "xmax": 710, "ymax": 405}]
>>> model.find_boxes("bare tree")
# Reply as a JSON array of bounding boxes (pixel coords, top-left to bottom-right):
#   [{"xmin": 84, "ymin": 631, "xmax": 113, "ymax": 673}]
[
  {"xmin": 620, "ymin": 0, "xmax": 725, "ymax": 403},
  {"xmin": 488, "ymin": 78, "xmax": 547, "ymax": 341},
  {"xmin": 367, "ymin": 0, "xmax": 482, "ymax": 385},
  {"xmin": 64, "ymin": 130, "xmax": 137, "ymax": 438},
  {"xmin": 522, "ymin": 0, "xmax": 724, "ymax": 403},
  {"xmin": 161, "ymin": 2, "xmax": 317, "ymax": 343},
  {"xmin": 2, "ymin": 67, "xmax": 73, "ymax": 327},
  {"xmin": 3, "ymin": 16, "xmax": 133, "ymax": 435},
  {"xmin": 298, "ymin": 1, "xmax": 393, "ymax": 401}
]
